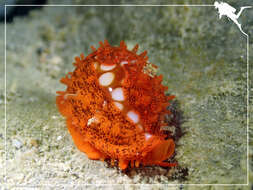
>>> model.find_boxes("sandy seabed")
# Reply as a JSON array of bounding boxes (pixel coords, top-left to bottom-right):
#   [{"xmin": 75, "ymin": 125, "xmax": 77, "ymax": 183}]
[{"xmin": 0, "ymin": 0, "xmax": 252, "ymax": 189}]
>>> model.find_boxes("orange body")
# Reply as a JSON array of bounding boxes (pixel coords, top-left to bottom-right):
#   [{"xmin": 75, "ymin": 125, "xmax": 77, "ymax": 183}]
[{"xmin": 56, "ymin": 40, "xmax": 176, "ymax": 170}]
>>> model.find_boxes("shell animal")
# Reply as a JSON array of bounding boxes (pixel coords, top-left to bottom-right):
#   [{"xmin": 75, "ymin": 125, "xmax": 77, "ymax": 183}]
[{"xmin": 56, "ymin": 40, "xmax": 176, "ymax": 170}]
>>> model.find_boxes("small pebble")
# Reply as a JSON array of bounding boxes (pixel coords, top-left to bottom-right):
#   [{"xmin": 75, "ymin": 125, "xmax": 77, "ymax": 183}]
[
  {"xmin": 30, "ymin": 139, "xmax": 39, "ymax": 147},
  {"xmin": 12, "ymin": 139, "xmax": 23, "ymax": 149},
  {"xmin": 57, "ymin": 136, "xmax": 62, "ymax": 141}
]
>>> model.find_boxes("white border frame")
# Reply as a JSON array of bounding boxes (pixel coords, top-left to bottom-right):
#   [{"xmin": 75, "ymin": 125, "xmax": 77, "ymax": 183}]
[{"xmin": 3, "ymin": 3, "xmax": 250, "ymax": 187}]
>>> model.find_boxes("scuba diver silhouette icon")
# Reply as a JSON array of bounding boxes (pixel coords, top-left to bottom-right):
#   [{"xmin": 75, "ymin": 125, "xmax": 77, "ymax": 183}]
[{"xmin": 214, "ymin": 1, "xmax": 252, "ymax": 36}]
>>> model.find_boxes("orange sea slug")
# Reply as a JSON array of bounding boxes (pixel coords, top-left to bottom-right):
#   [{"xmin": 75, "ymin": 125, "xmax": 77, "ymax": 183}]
[{"xmin": 56, "ymin": 40, "xmax": 176, "ymax": 170}]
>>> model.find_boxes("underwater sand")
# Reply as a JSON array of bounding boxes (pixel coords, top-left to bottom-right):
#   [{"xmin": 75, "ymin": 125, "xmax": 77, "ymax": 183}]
[{"xmin": 0, "ymin": 0, "xmax": 252, "ymax": 189}]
